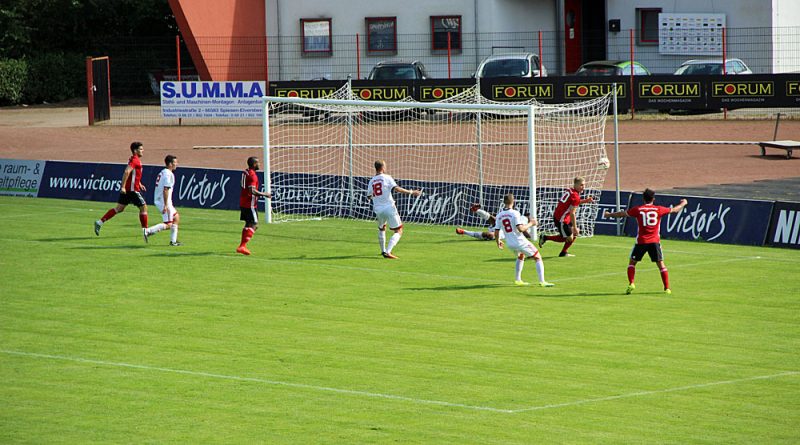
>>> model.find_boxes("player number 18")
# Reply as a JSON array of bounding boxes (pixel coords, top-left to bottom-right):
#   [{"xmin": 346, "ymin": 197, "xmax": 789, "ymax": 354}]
[{"xmin": 639, "ymin": 210, "xmax": 658, "ymax": 226}]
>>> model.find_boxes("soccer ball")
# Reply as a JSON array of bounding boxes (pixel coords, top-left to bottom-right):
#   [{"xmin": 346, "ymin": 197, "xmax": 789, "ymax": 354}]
[{"xmin": 598, "ymin": 157, "xmax": 610, "ymax": 169}]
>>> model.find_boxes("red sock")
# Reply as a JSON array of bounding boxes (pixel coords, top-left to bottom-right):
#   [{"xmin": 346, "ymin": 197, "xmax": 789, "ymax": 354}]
[
  {"xmin": 139, "ymin": 212, "xmax": 148, "ymax": 228},
  {"xmin": 547, "ymin": 235, "xmax": 566, "ymax": 243},
  {"xmin": 100, "ymin": 208, "xmax": 117, "ymax": 222},
  {"xmin": 561, "ymin": 239, "xmax": 574, "ymax": 254},
  {"xmin": 627, "ymin": 265, "xmax": 636, "ymax": 284},
  {"xmin": 660, "ymin": 267, "xmax": 670, "ymax": 290},
  {"xmin": 240, "ymin": 227, "xmax": 254, "ymax": 246}
]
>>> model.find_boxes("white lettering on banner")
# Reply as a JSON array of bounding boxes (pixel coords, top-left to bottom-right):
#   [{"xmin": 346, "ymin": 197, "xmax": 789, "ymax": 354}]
[
  {"xmin": 408, "ymin": 190, "xmax": 460, "ymax": 222},
  {"xmin": 666, "ymin": 202, "xmax": 730, "ymax": 241},
  {"xmin": 773, "ymin": 210, "xmax": 800, "ymax": 244},
  {"xmin": 177, "ymin": 173, "xmax": 229, "ymax": 207},
  {"xmin": 160, "ymin": 81, "xmax": 266, "ymax": 119}
]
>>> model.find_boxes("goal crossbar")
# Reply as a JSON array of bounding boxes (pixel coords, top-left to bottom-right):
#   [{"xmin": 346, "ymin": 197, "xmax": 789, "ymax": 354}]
[{"xmin": 262, "ymin": 95, "xmax": 534, "ymax": 112}]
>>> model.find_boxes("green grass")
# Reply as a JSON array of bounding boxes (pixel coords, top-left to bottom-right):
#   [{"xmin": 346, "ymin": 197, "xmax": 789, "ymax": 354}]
[{"xmin": 1, "ymin": 196, "xmax": 798, "ymax": 444}]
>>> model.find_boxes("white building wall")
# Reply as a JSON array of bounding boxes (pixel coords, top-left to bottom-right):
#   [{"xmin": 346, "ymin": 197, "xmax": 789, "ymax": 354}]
[{"xmin": 773, "ymin": 0, "xmax": 800, "ymax": 72}]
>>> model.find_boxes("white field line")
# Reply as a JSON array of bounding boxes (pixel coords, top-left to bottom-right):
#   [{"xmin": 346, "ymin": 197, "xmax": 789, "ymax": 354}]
[
  {"xmin": 510, "ymin": 371, "xmax": 800, "ymax": 413},
  {"xmin": 0, "ymin": 236, "xmax": 762, "ymax": 285},
  {"xmin": 2, "ymin": 349, "xmax": 796, "ymax": 414},
  {"xmin": 0, "ymin": 349, "xmax": 512, "ymax": 413}
]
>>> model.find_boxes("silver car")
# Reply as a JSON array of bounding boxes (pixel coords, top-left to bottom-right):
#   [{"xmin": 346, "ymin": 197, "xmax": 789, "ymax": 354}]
[
  {"xmin": 474, "ymin": 53, "xmax": 547, "ymax": 78},
  {"xmin": 674, "ymin": 58, "xmax": 752, "ymax": 75}
]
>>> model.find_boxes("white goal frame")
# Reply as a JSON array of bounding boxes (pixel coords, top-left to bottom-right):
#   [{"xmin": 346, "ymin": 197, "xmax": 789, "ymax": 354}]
[{"xmin": 261, "ymin": 96, "xmax": 539, "ymax": 227}]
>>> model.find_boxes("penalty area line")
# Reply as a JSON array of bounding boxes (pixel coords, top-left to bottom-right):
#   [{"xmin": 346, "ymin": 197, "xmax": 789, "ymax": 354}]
[{"xmin": 0, "ymin": 349, "xmax": 513, "ymax": 413}]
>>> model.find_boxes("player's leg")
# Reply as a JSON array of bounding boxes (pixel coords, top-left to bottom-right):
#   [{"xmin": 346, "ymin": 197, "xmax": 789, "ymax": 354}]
[
  {"xmin": 95, "ymin": 196, "xmax": 128, "ymax": 235},
  {"xmin": 169, "ymin": 211, "xmax": 181, "ymax": 245},
  {"xmin": 525, "ymin": 243, "xmax": 553, "ymax": 287},
  {"xmin": 376, "ymin": 211, "xmax": 388, "ymax": 255},
  {"xmin": 558, "ymin": 223, "xmax": 575, "ymax": 257},
  {"xmin": 543, "ymin": 218, "xmax": 567, "ymax": 245},
  {"xmin": 384, "ymin": 211, "xmax": 403, "ymax": 257},
  {"xmin": 144, "ymin": 203, "xmax": 169, "ymax": 241},
  {"xmin": 456, "ymin": 228, "xmax": 488, "ymax": 240},
  {"xmin": 627, "ymin": 244, "xmax": 645, "ymax": 294},
  {"xmin": 514, "ymin": 252, "xmax": 527, "ymax": 285},
  {"xmin": 131, "ymin": 192, "xmax": 148, "ymax": 229},
  {"xmin": 651, "ymin": 244, "xmax": 670, "ymax": 293},
  {"xmin": 237, "ymin": 207, "xmax": 258, "ymax": 255}
]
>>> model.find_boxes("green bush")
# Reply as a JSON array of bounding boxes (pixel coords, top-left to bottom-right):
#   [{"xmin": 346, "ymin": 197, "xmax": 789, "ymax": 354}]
[
  {"xmin": 23, "ymin": 52, "xmax": 84, "ymax": 103},
  {"xmin": 0, "ymin": 58, "xmax": 28, "ymax": 105}
]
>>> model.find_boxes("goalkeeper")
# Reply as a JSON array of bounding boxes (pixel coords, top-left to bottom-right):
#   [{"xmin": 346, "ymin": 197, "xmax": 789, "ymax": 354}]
[{"xmin": 456, "ymin": 203, "xmax": 533, "ymax": 241}]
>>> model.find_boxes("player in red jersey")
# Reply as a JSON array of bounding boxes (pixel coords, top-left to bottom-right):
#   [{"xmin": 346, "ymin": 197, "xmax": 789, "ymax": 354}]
[
  {"xmin": 604, "ymin": 188, "xmax": 688, "ymax": 295},
  {"xmin": 538, "ymin": 176, "xmax": 594, "ymax": 257},
  {"xmin": 94, "ymin": 142, "xmax": 149, "ymax": 237},
  {"xmin": 237, "ymin": 156, "xmax": 272, "ymax": 255}
]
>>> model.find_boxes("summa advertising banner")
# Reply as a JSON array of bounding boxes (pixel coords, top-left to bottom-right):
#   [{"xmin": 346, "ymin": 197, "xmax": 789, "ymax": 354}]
[
  {"xmin": 766, "ymin": 201, "xmax": 800, "ymax": 249},
  {"xmin": 0, "ymin": 158, "xmax": 44, "ymax": 197},
  {"xmin": 622, "ymin": 193, "xmax": 774, "ymax": 245},
  {"xmin": 160, "ymin": 81, "xmax": 267, "ymax": 118}
]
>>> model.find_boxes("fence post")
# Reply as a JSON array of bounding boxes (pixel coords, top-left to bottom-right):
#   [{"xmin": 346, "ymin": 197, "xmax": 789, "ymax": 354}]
[
  {"xmin": 538, "ymin": 30, "xmax": 543, "ymax": 77},
  {"xmin": 447, "ymin": 32, "xmax": 452, "ymax": 79},
  {"xmin": 176, "ymin": 35, "xmax": 182, "ymax": 126},
  {"xmin": 356, "ymin": 33, "xmax": 361, "ymax": 79},
  {"xmin": 723, "ymin": 27, "xmax": 727, "ymax": 119},
  {"xmin": 629, "ymin": 28, "xmax": 635, "ymax": 118},
  {"xmin": 85, "ymin": 57, "xmax": 94, "ymax": 126}
]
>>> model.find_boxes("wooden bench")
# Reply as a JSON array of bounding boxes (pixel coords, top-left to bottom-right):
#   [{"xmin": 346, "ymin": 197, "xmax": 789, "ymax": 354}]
[{"xmin": 758, "ymin": 140, "xmax": 799, "ymax": 159}]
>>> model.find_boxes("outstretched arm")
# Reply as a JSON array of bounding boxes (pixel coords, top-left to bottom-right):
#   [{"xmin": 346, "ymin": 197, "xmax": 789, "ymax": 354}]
[
  {"xmin": 604, "ymin": 210, "xmax": 628, "ymax": 218},
  {"xmin": 670, "ymin": 199, "xmax": 688, "ymax": 214},
  {"xmin": 394, "ymin": 186, "xmax": 423, "ymax": 197}
]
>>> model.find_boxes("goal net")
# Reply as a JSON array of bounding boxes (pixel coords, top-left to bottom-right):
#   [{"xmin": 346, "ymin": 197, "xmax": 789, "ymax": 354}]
[{"xmin": 262, "ymin": 85, "xmax": 611, "ymax": 237}]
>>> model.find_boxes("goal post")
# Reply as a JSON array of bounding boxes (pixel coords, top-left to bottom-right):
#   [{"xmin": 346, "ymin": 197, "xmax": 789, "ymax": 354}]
[{"xmin": 261, "ymin": 93, "xmax": 611, "ymax": 238}]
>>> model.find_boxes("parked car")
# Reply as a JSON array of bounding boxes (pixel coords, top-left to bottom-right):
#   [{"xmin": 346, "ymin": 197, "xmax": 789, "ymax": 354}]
[
  {"xmin": 574, "ymin": 60, "xmax": 651, "ymax": 76},
  {"xmin": 673, "ymin": 58, "xmax": 752, "ymax": 75},
  {"xmin": 474, "ymin": 53, "xmax": 547, "ymax": 78},
  {"xmin": 367, "ymin": 60, "xmax": 430, "ymax": 80}
]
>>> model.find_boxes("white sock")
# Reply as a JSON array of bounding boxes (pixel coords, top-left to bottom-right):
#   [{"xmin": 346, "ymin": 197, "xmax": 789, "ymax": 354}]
[
  {"xmin": 170, "ymin": 225, "xmax": 178, "ymax": 243},
  {"xmin": 465, "ymin": 230, "xmax": 483, "ymax": 240},
  {"xmin": 515, "ymin": 257, "xmax": 524, "ymax": 281},
  {"xmin": 535, "ymin": 259, "xmax": 546, "ymax": 283},
  {"xmin": 476, "ymin": 209, "xmax": 491, "ymax": 221},
  {"xmin": 146, "ymin": 223, "xmax": 167, "ymax": 235},
  {"xmin": 386, "ymin": 232, "xmax": 401, "ymax": 253},
  {"xmin": 378, "ymin": 231, "xmax": 386, "ymax": 252}
]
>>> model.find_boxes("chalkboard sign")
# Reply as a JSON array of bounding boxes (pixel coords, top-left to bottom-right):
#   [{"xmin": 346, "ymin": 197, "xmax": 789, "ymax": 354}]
[
  {"xmin": 431, "ymin": 16, "xmax": 461, "ymax": 51},
  {"xmin": 366, "ymin": 17, "xmax": 397, "ymax": 53}
]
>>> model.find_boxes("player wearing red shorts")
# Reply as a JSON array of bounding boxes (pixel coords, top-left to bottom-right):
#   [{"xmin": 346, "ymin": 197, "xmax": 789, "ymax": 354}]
[
  {"xmin": 604, "ymin": 188, "xmax": 688, "ymax": 295},
  {"xmin": 94, "ymin": 142, "xmax": 149, "ymax": 237}
]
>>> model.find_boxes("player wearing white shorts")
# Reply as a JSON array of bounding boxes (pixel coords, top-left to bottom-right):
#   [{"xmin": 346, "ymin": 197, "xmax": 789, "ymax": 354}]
[
  {"xmin": 493, "ymin": 193, "xmax": 554, "ymax": 287},
  {"xmin": 367, "ymin": 160, "xmax": 422, "ymax": 259},
  {"xmin": 143, "ymin": 155, "xmax": 181, "ymax": 246}
]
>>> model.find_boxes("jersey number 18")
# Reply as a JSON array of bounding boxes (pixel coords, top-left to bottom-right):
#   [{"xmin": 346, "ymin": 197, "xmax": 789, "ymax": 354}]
[{"xmin": 638, "ymin": 210, "xmax": 658, "ymax": 226}]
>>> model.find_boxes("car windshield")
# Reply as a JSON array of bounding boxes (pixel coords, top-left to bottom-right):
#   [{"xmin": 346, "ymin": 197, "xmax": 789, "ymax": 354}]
[
  {"xmin": 370, "ymin": 66, "xmax": 417, "ymax": 80},
  {"xmin": 576, "ymin": 65, "xmax": 617, "ymax": 76},
  {"xmin": 675, "ymin": 63, "xmax": 723, "ymax": 75},
  {"xmin": 481, "ymin": 59, "xmax": 529, "ymax": 77}
]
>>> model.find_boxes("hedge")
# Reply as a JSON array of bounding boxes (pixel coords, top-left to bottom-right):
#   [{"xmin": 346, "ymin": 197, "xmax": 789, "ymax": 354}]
[
  {"xmin": 0, "ymin": 58, "xmax": 27, "ymax": 105},
  {"xmin": 0, "ymin": 52, "xmax": 84, "ymax": 105}
]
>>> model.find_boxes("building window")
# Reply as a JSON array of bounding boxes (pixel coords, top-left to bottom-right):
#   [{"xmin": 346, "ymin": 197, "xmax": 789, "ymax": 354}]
[
  {"xmin": 366, "ymin": 17, "xmax": 397, "ymax": 53},
  {"xmin": 637, "ymin": 8, "xmax": 661, "ymax": 45},
  {"xmin": 301, "ymin": 18, "xmax": 332, "ymax": 54},
  {"xmin": 431, "ymin": 16, "xmax": 461, "ymax": 52}
]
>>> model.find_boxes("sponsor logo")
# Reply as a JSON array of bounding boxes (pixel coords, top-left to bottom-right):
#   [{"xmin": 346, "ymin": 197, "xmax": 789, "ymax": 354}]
[
  {"xmin": 351, "ymin": 86, "xmax": 409, "ymax": 101},
  {"xmin": 491, "ymin": 84, "xmax": 554, "ymax": 101},
  {"xmin": 787, "ymin": 81, "xmax": 800, "ymax": 97},
  {"xmin": 665, "ymin": 202, "xmax": 730, "ymax": 242},
  {"xmin": 273, "ymin": 87, "xmax": 337, "ymax": 98},
  {"xmin": 161, "ymin": 81, "xmax": 264, "ymax": 99},
  {"xmin": 639, "ymin": 82, "xmax": 701, "ymax": 98},
  {"xmin": 419, "ymin": 85, "xmax": 473, "ymax": 101},
  {"xmin": 771, "ymin": 208, "xmax": 800, "ymax": 248},
  {"xmin": 177, "ymin": 172, "xmax": 230, "ymax": 208},
  {"xmin": 711, "ymin": 81, "xmax": 773, "ymax": 97},
  {"xmin": 564, "ymin": 83, "xmax": 625, "ymax": 99}
]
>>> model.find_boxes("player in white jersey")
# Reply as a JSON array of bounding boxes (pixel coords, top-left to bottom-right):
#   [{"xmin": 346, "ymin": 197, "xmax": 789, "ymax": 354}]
[
  {"xmin": 367, "ymin": 160, "xmax": 423, "ymax": 259},
  {"xmin": 143, "ymin": 155, "xmax": 181, "ymax": 246},
  {"xmin": 493, "ymin": 193, "xmax": 554, "ymax": 287}
]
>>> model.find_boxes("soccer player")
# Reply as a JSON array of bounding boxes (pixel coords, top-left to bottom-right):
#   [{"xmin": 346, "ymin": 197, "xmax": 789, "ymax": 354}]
[
  {"xmin": 456, "ymin": 203, "xmax": 533, "ymax": 241},
  {"xmin": 143, "ymin": 155, "xmax": 181, "ymax": 246},
  {"xmin": 538, "ymin": 176, "xmax": 594, "ymax": 257},
  {"xmin": 367, "ymin": 160, "xmax": 423, "ymax": 259},
  {"xmin": 94, "ymin": 141, "xmax": 149, "ymax": 237},
  {"xmin": 237, "ymin": 156, "xmax": 272, "ymax": 256},
  {"xmin": 494, "ymin": 193, "xmax": 554, "ymax": 287},
  {"xmin": 603, "ymin": 188, "xmax": 688, "ymax": 295}
]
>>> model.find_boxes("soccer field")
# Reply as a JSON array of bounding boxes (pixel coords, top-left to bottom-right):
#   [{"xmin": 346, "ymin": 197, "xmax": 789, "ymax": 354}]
[{"xmin": 1, "ymin": 196, "xmax": 798, "ymax": 443}]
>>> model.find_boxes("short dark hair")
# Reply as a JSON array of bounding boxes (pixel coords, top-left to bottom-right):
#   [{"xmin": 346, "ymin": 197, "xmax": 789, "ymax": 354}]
[
  {"xmin": 503, "ymin": 193, "xmax": 515, "ymax": 206},
  {"xmin": 374, "ymin": 160, "xmax": 385, "ymax": 171},
  {"xmin": 247, "ymin": 156, "xmax": 258, "ymax": 168},
  {"xmin": 130, "ymin": 141, "xmax": 143, "ymax": 152},
  {"xmin": 165, "ymin": 155, "xmax": 177, "ymax": 166},
  {"xmin": 643, "ymin": 188, "xmax": 656, "ymax": 203}
]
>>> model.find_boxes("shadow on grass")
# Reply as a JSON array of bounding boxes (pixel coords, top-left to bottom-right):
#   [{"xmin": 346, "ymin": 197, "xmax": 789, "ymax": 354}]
[
  {"xmin": 288, "ymin": 254, "xmax": 376, "ymax": 261},
  {"xmin": 68, "ymin": 244, "xmax": 148, "ymax": 250},
  {"xmin": 407, "ymin": 284, "xmax": 509, "ymax": 291}
]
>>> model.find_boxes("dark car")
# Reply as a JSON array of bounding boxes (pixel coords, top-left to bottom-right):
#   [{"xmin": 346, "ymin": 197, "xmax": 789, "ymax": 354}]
[
  {"xmin": 367, "ymin": 60, "xmax": 430, "ymax": 80},
  {"xmin": 575, "ymin": 60, "xmax": 651, "ymax": 76}
]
